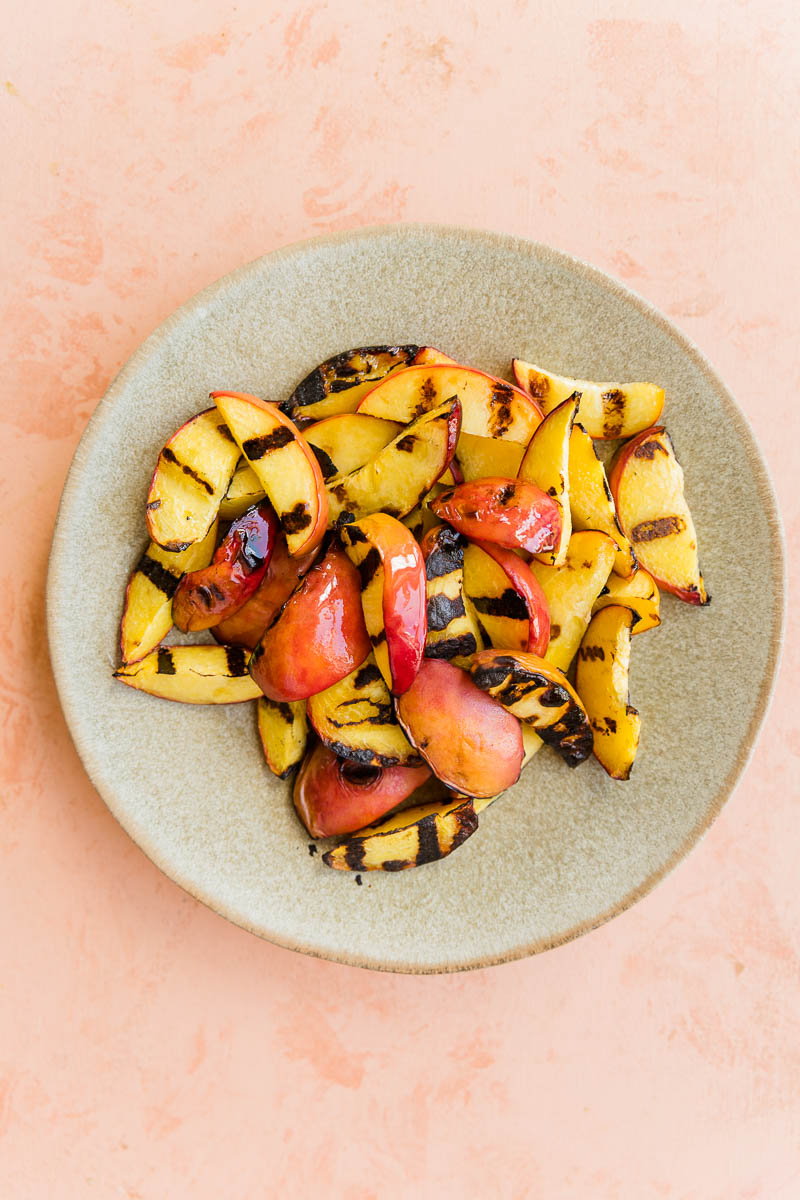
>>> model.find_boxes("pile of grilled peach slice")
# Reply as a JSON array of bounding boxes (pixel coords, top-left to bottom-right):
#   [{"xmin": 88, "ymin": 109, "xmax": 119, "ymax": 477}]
[{"xmin": 116, "ymin": 343, "xmax": 709, "ymax": 874}]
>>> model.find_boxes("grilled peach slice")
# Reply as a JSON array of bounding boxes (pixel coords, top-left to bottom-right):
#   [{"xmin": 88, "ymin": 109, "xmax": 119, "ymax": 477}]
[
  {"xmin": 513, "ymin": 359, "xmax": 664, "ymax": 440},
  {"xmin": 357, "ymin": 364, "xmax": 541, "ymax": 444},
  {"xmin": 173, "ymin": 501, "xmax": 279, "ymax": 632},
  {"xmin": 469, "ymin": 541, "xmax": 550, "ymax": 656},
  {"xmin": 395, "ymin": 659, "xmax": 524, "ymax": 797},
  {"xmin": 283, "ymin": 345, "xmax": 420, "ymax": 422},
  {"xmin": 307, "ymin": 655, "xmax": 422, "ymax": 767},
  {"xmin": 257, "ymin": 698, "xmax": 308, "ymax": 779},
  {"xmin": 211, "ymin": 392, "xmax": 327, "ymax": 557},
  {"xmin": 462, "ymin": 542, "xmax": 529, "ymax": 653},
  {"xmin": 339, "ymin": 514, "xmax": 427, "ymax": 696},
  {"xmin": 456, "ymin": 432, "xmax": 525, "ymax": 482},
  {"xmin": 212, "ymin": 537, "xmax": 318, "ymax": 649},
  {"xmin": 219, "ymin": 460, "xmax": 266, "ymax": 520},
  {"xmin": 420, "ymin": 525, "xmax": 484, "ymax": 666},
  {"xmin": 518, "ymin": 395, "xmax": 579, "ymax": 566},
  {"xmin": 530, "ymin": 531, "xmax": 617, "ymax": 671},
  {"xmin": 568, "ymin": 423, "xmax": 636, "ymax": 577},
  {"xmin": 575, "ymin": 606, "xmax": 641, "ymax": 779},
  {"xmin": 608, "ymin": 427, "xmax": 709, "ymax": 605},
  {"xmin": 294, "ymin": 743, "xmax": 431, "ymax": 839},
  {"xmin": 146, "ymin": 409, "xmax": 241, "ymax": 550},
  {"xmin": 470, "ymin": 650, "xmax": 593, "ymax": 767},
  {"xmin": 249, "ymin": 544, "xmax": 370, "ymax": 702},
  {"xmin": 322, "ymin": 793, "xmax": 477, "ymax": 872},
  {"xmin": 430, "ymin": 477, "xmax": 561, "ymax": 555},
  {"xmin": 303, "ymin": 413, "xmax": 402, "ymax": 481},
  {"xmin": 592, "ymin": 567, "xmax": 660, "ymax": 634},
  {"xmin": 327, "ymin": 398, "xmax": 460, "ymax": 526},
  {"xmin": 114, "ymin": 645, "xmax": 261, "ymax": 704},
  {"xmin": 120, "ymin": 521, "xmax": 218, "ymax": 664}
]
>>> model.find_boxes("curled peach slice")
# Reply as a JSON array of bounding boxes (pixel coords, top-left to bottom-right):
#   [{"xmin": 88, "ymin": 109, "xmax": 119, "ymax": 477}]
[
  {"xmin": 431, "ymin": 477, "xmax": 561, "ymax": 556},
  {"xmin": 322, "ymin": 794, "xmax": 478, "ymax": 872}
]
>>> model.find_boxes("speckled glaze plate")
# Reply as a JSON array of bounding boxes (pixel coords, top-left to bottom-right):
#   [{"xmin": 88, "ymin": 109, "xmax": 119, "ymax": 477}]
[{"xmin": 47, "ymin": 225, "xmax": 785, "ymax": 973}]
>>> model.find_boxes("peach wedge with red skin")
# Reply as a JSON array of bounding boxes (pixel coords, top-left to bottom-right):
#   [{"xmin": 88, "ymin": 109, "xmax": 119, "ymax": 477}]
[
  {"xmin": 470, "ymin": 540, "xmax": 550, "ymax": 656},
  {"xmin": 212, "ymin": 536, "xmax": 318, "ymax": 649},
  {"xmin": 339, "ymin": 513, "xmax": 427, "ymax": 696},
  {"xmin": 294, "ymin": 743, "xmax": 431, "ymax": 839},
  {"xmin": 419, "ymin": 524, "xmax": 484, "ymax": 666},
  {"xmin": 470, "ymin": 649, "xmax": 593, "ymax": 768},
  {"xmin": 431, "ymin": 477, "xmax": 561, "ymax": 556},
  {"xmin": 512, "ymin": 358, "xmax": 664, "ymax": 440},
  {"xmin": 608, "ymin": 426, "xmax": 709, "ymax": 605},
  {"xmin": 395, "ymin": 658, "xmax": 524, "ymax": 797},
  {"xmin": 358, "ymin": 363, "xmax": 542, "ymax": 444},
  {"xmin": 211, "ymin": 391, "xmax": 328, "ymax": 557},
  {"xmin": 146, "ymin": 409, "xmax": 241, "ymax": 551},
  {"xmin": 517, "ymin": 395, "xmax": 579, "ymax": 567},
  {"xmin": 249, "ymin": 544, "xmax": 370, "ymax": 702},
  {"xmin": 173, "ymin": 501, "xmax": 279, "ymax": 633}
]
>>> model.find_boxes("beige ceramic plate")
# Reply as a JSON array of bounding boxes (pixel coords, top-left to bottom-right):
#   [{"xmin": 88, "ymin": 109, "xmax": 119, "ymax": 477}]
[{"xmin": 47, "ymin": 225, "xmax": 785, "ymax": 973}]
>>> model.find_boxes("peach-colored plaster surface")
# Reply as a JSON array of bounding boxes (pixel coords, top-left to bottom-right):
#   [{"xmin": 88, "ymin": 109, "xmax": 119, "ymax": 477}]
[{"xmin": 2, "ymin": 2, "xmax": 799, "ymax": 1196}]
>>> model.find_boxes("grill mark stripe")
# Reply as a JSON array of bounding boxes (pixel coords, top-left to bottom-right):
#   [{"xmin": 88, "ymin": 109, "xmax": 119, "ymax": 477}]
[
  {"xmin": 631, "ymin": 515, "xmax": 685, "ymax": 543},
  {"xmin": 244, "ymin": 427, "xmax": 295, "ymax": 458},
  {"xmin": 162, "ymin": 448, "xmax": 215, "ymax": 495},
  {"xmin": 426, "ymin": 591, "xmax": 466, "ymax": 631},
  {"xmin": 344, "ymin": 839, "xmax": 366, "ymax": 870},
  {"xmin": 424, "ymin": 633, "xmax": 477, "ymax": 660},
  {"xmin": 225, "ymin": 645, "xmax": 248, "ymax": 676},
  {"xmin": 357, "ymin": 547, "xmax": 382, "ymax": 589},
  {"xmin": 136, "ymin": 552, "xmax": 181, "ymax": 598},
  {"xmin": 470, "ymin": 589, "xmax": 529, "ymax": 620},
  {"xmin": 156, "ymin": 648, "xmax": 176, "ymax": 675}
]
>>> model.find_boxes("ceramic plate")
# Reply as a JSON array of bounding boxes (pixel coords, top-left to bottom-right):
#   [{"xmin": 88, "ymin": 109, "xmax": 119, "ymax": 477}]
[{"xmin": 47, "ymin": 225, "xmax": 785, "ymax": 972}]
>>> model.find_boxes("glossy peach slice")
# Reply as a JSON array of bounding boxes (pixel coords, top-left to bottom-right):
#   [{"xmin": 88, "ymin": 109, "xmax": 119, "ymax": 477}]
[
  {"xmin": 294, "ymin": 743, "xmax": 431, "ymax": 839},
  {"xmin": 173, "ymin": 501, "xmax": 279, "ymax": 632},
  {"xmin": 517, "ymin": 395, "xmax": 578, "ymax": 566},
  {"xmin": 395, "ymin": 659, "xmax": 524, "ymax": 797},
  {"xmin": 249, "ymin": 544, "xmax": 370, "ymax": 702},
  {"xmin": 430, "ymin": 477, "xmax": 561, "ymax": 555},
  {"xmin": 340, "ymin": 514, "xmax": 427, "ymax": 695},
  {"xmin": 212, "ymin": 537, "xmax": 318, "ymax": 649}
]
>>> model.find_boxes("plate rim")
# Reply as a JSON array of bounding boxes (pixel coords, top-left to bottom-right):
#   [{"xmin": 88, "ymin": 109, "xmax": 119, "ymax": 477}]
[{"xmin": 46, "ymin": 222, "xmax": 787, "ymax": 973}]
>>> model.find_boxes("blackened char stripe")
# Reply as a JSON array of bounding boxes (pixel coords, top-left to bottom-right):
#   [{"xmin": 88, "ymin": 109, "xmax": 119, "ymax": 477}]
[
  {"xmin": 136, "ymin": 552, "xmax": 181, "ymax": 598},
  {"xmin": 162, "ymin": 448, "xmax": 215, "ymax": 495},
  {"xmin": 244, "ymin": 427, "xmax": 295, "ymax": 458},
  {"xmin": 225, "ymin": 646, "xmax": 249, "ymax": 676},
  {"xmin": 415, "ymin": 814, "xmax": 442, "ymax": 864},
  {"xmin": 470, "ymin": 589, "xmax": 529, "ymax": 620},
  {"xmin": 156, "ymin": 648, "xmax": 176, "ymax": 675},
  {"xmin": 426, "ymin": 591, "xmax": 466, "ymax": 631},
  {"xmin": 425, "ymin": 633, "xmax": 477, "ymax": 660},
  {"xmin": 357, "ymin": 547, "xmax": 381, "ymax": 589},
  {"xmin": 344, "ymin": 838, "xmax": 366, "ymax": 870}
]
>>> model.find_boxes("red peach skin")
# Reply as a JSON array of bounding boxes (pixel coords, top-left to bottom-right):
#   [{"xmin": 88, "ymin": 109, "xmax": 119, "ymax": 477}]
[
  {"xmin": 249, "ymin": 544, "xmax": 371, "ymax": 701},
  {"xmin": 431, "ymin": 477, "xmax": 561, "ymax": 555},
  {"xmin": 294, "ymin": 743, "xmax": 431, "ymax": 838},
  {"xmin": 213, "ymin": 537, "xmax": 318, "ymax": 648}
]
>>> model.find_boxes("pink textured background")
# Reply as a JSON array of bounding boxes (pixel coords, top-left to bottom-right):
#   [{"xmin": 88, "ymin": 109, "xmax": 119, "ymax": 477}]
[{"xmin": 3, "ymin": 2, "xmax": 799, "ymax": 1196}]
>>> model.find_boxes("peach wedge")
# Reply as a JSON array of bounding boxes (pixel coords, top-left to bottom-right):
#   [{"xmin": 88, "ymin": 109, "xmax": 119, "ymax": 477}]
[
  {"xmin": 295, "ymin": 744, "xmax": 431, "ymax": 840},
  {"xmin": 575, "ymin": 605, "xmax": 641, "ymax": 779},
  {"xmin": 322, "ymin": 794, "xmax": 478, "ymax": 872},
  {"xmin": 568, "ymin": 422, "xmax": 636, "ymax": 578},
  {"xmin": 513, "ymin": 359, "xmax": 664, "ymax": 440},
  {"xmin": 114, "ymin": 645, "xmax": 262, "ymax": 704},
  {"xmin": 608, "ymin": 426, "xmax": 709, "ymax": 605},
  {"xmin": 283, "ymin": 345, "xmax": 420, "ymax": 422},
  {"xmin": 517, "ymin": 394, "xmax": 579, "ymax": 566}
]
